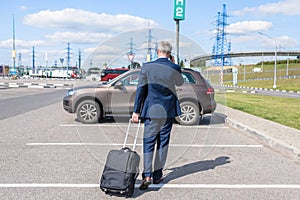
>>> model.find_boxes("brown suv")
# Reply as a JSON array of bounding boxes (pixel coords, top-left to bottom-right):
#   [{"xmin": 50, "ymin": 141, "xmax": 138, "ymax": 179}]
[{"xmin": 63, "ymin": 69, "xmax": 216, "ymax": 125}]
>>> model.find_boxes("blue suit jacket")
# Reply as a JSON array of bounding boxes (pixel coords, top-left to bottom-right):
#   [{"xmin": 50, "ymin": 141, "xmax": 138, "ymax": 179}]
[{"xmin": 133, "ymin": 58, "xmax": 184, "ymax": 119}]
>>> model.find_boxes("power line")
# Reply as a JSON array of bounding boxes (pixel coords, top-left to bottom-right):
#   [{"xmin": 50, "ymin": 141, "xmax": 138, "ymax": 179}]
[{"xmin": 211, "ymin": 4, "xmax": 232, "ymax": 67}]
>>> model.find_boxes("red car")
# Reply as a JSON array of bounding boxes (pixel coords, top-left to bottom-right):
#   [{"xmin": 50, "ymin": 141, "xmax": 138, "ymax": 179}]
[
  {"xmin": 100, "ymin": 68, "xmax": 129, "ymax": 82},
  {"xmin": 70, "ymin": 71, "xmax": 77, "ymax": 78}
]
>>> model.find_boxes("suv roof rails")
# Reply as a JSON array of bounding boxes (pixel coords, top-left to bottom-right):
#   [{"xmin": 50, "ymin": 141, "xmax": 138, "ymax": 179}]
[{"xmin": 182, "ymin": 68, "xmax": 194, "ymax": 71}]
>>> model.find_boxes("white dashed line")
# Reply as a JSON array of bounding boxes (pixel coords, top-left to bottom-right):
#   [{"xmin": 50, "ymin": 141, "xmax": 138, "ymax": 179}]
[
  {"xmin": 60, "ymin": 124, "xmax": 229, "ymax": 129},
  {"xmin": 0, "ymin": 183, "xmax": 299, "ymax": 189},
  {"xmin": 26, "ymin": 143, "xmax": 263, "ymax": 148}
]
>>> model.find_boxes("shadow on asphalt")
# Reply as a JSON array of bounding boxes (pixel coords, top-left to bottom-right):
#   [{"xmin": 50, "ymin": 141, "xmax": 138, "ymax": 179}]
[
  {"xmin": 134, "ymin": 156, "xmax": 230, "ymax": 197},
  {"xmin": 103, "ymin": 156, "xmax": 230, "ymax": 198},
  {"xmin": 198, "ymin": 112, "xmax": 226, "ymax": 125},
  {"xmin": 164, "ymin": 156, "xmax": 231, "ymax": 182},
  {"xmin": 95, "ymin": 114, "xmax": 229, "ymax": 198},
  {"xmin": 75, "ymin": 112, "xmax": 227, "ymax": 126}
]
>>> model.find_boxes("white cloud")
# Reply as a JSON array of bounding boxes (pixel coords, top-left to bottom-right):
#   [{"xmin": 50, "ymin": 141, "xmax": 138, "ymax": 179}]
[
  {"xmin": 232, "ymin": 34, "xmax": 298, "ymax": 50},
  {"xmin": 0, "ymin": 39, "xmax": 45, "ymax": 49},
  {"xmin": 19, "ymin": 5, "xmax": 30, "ymax": 11},
  {"xmin": 84, "ymin": 47, "xmax": 97, "ymax": 55},
  {"xmin": 228, "ymin": 21, "xmax": 272, "ymax": 35},
  {"xmin": 277, "ymin": 35, "xmax": 298, "ymax": 48},
  {"xmin": 258, "ymin": 35, "xmax": 298, "ymax": 49},
  {"xmin": 23, "ymin": 8, "xmax": 158, "ymax": 32},
  {"xmin": 233, "ymin": 0, "xmax": 300, "ymax": 16},
  {"xmin": 85, "ymin": 45, "xmax": 121, "ymax": 57},
  {"xmin": 46, "ymin": 32, "xmax": 112, "ymax": 44}
]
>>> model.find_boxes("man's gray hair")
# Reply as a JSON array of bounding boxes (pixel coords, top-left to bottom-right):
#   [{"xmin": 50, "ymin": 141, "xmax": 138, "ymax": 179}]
[{"xmin": 157, "ymin": 41, "xmax": 172, "ymax": 53}]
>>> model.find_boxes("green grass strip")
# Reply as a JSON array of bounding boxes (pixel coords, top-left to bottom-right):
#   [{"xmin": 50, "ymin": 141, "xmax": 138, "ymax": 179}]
[{"xmin": 216, "ymin": 93, "xmax": 300, "ymax": 130}]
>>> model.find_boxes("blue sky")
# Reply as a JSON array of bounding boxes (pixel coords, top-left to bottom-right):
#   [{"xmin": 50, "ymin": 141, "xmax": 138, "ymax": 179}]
[{"xmin": 1, "ymin": 0, "xmax": 299, "ymax": 68}]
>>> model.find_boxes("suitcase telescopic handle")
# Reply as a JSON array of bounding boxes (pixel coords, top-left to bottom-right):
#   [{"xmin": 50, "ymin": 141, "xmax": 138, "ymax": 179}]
[{"xmin": 123, "ymin": 119, "xmax": 141, "ymax": 151}]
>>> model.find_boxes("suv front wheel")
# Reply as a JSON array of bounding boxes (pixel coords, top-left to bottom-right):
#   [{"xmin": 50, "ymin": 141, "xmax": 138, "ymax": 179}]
[
  {"xmin": 76, "ymin": 100, "xmax": 101, "ymax": 123},
  {"xmin": 177, "ymin": 101, "xmax": 199, "ymax": 126}
]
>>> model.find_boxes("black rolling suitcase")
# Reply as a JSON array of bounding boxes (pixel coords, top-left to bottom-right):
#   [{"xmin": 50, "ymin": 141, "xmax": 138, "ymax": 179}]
[{"xmin": 100, "ymin": 119, "xmax": 141, "ymax": 197}]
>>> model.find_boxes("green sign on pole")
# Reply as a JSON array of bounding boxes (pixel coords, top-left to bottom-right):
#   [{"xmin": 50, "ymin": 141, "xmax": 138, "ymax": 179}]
[{"xmin": 173, "ymin": 0, "xmax": 185, "ymax": 20}]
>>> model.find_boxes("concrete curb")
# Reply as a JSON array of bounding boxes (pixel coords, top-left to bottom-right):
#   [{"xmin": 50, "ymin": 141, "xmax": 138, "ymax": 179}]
[
  {"xmin": 225, "ymin": 85, "xmax": 300, "ymax": 94},
  {"xmin": 224, "ymin": 116, "xmax": 300, "ymax": 160},
  {"xmin": 225, "ymin": 89, "xmax": 257, "ymax": 94}
]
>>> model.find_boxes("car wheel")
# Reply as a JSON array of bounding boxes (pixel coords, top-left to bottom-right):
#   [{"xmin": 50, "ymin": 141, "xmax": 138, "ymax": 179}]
[
  {"xmin": 76, "ymin": 100, "xmax": 101, "ymax": 123},
  {"xmin": 177, "ymin": 101, "xmax": 199, "ymax": 125}
]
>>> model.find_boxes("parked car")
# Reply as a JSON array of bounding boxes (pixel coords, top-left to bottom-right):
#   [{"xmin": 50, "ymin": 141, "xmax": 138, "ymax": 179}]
[
  {"xmin": 100, "ymin": 68, "xmax": 129, "ymax": 82},
  {"xmin": 63, "ymin": 68, "xmax": 216, "ymax": 125}
]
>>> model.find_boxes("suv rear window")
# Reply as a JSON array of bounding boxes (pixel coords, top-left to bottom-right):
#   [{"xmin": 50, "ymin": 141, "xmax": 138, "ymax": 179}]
[{"xmin": 182, "ymin": 72, "xmax": 196, "ymax": 84}]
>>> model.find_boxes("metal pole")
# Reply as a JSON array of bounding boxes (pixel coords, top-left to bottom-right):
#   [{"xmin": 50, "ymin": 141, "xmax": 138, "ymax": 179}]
[
  {"xmin": 244, "ymin": 64, "xmax": 246, "ymax": 82},
  {"xmin": 32, "ymin": 46, "xmax": 35, "ymax": 74},
  {"xmin": 12, "ymin": 14, "xmax": 16, "ymax": 75},
  {"xmin": 273, "ymin": 41, "xmax": 277, "ymax": 89},
  {"xmin": 258, "ymin": 32, "xmax": 277, "ymax": 89},
  {"xmin": 261, "ymin": 52, "xmax": 264, "ymax": 72},
  {"xmin": 176, "ymin": 20, "xmax": 180, "ymax": 65},
  {"xmin": 286, "ymin": 52, "xmax": 289, "ymax": 76}
]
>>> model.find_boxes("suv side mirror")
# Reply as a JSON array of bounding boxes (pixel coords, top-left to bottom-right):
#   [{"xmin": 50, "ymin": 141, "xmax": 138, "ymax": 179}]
[{"xmin": 114, "ymin": 81, "xmax": 124, "ymax": 89}]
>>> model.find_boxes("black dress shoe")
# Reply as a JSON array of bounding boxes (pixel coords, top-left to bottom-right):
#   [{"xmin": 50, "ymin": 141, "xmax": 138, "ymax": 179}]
[
  {"xmin": 153, "ymin": 178, "xmax": 163, "ymax": 184},
  {"xmin": 139, "ymin": 177, "xmax": 152, "ymax": 190}
]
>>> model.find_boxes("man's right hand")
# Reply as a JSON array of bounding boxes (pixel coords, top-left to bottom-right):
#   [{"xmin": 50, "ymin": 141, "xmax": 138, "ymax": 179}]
[{"xmin": 131, "ymin": 112, "xmax": 140, "ymax": 123}]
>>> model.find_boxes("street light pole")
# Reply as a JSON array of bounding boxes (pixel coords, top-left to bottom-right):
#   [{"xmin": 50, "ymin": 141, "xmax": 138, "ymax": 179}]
[
  {"xmin": 286, "ymin": 52, "xmax": 289, "ymax": 76},
  {"xmin": 258, "ymin": 32, "xmax": 277, "ymax": 89},
  {"xmin": 12, "ymin": 14, "xmax": 16, "ymax": 75},
  {"xmin": 243, "ymin": 64, "xmax": 246, "ymax": 82},
  {"xmin": 240, "ymin": 60, "xmax": 245, "ymax": 82},
  {"xmin": 280, "ymin": 45, "xmax": 290, "ymax": 77},
  {"xmin": 274, "ymin": 41, "xmax": 277, "ymax": 89}
]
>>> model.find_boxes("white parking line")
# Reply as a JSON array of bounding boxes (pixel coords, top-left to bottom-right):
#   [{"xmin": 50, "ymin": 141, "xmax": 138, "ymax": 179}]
[
  {"xmin": 0, "ymin": 183, "xmax": 299, "ymax": 189},
  {"xmin": 26, "ymin": 143, "xmax": 263, "ymax": 148},
  {"xmin": 60, "ymin": 124, "xmax": 229, "ymax": 129}
]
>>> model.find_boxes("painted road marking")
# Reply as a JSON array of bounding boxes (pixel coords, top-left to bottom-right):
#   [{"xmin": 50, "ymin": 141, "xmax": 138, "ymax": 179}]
[
  {"xmin": 60, "ymin": 124, "xmax": 229, "ymax": 129},
  {"xmin": 26, "ymin": 143, "xmax": 263, "ymax": 148},
  {"xmin": 0, "ymin": 183, "xmax": 299, "ymax": 189}
]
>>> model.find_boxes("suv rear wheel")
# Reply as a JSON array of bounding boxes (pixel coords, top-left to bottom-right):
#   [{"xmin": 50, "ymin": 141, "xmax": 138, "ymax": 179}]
[
  {"xmin": 177, "ymin": 101, "xmax": 199, "ymax": 125},
  {"xmin": 76, "ymin": 100, "xmax": 101, "ymax": 123}
]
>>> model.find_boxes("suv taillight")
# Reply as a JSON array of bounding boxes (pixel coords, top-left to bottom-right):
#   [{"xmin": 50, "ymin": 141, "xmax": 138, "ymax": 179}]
[{"xmin": 206, "ymin": 88, "xmax": 214, "ymax": 95}]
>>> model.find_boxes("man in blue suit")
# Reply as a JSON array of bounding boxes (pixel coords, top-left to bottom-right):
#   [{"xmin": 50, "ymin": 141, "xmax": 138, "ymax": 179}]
[{"xmin": 131, "ymin": 41, "xmax": 184, "ymax": 190}]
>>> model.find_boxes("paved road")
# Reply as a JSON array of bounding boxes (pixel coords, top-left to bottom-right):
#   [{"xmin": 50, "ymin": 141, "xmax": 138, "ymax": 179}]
[
  {"xmin": 0, "ymin": 88, "xmax": 66, "ymax": 120},
  {"xmin": 255, "ymin": 89, "xmax": 300, "ymax": 98},
  {"xmin": 223, "ymin": 86, "xmax": 300, "ymax": 99},
  {"xmin": 0, "ymin": 87, "xmax": 300, "ymax": 199}
]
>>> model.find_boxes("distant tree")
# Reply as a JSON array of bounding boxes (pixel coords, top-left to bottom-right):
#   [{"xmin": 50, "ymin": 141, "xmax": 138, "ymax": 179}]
[
  {"xmin": 180, "ymin": 60, "xmax": 184, "ymax": 68},
  {"xmin": 128, "ymin": 62, "xmax": 141, "ymax": 69}
]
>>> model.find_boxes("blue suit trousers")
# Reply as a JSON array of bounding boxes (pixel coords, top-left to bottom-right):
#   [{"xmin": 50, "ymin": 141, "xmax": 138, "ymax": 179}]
[{"xmin": 142, "ymin": 118, "xmax": 174, "ymax": 180}]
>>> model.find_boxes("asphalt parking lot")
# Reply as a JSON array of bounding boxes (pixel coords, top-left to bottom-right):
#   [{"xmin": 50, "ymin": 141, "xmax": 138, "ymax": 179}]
[{"xmin": 0, "ymin": 87, "xmax": 300, "ymax": 199}]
